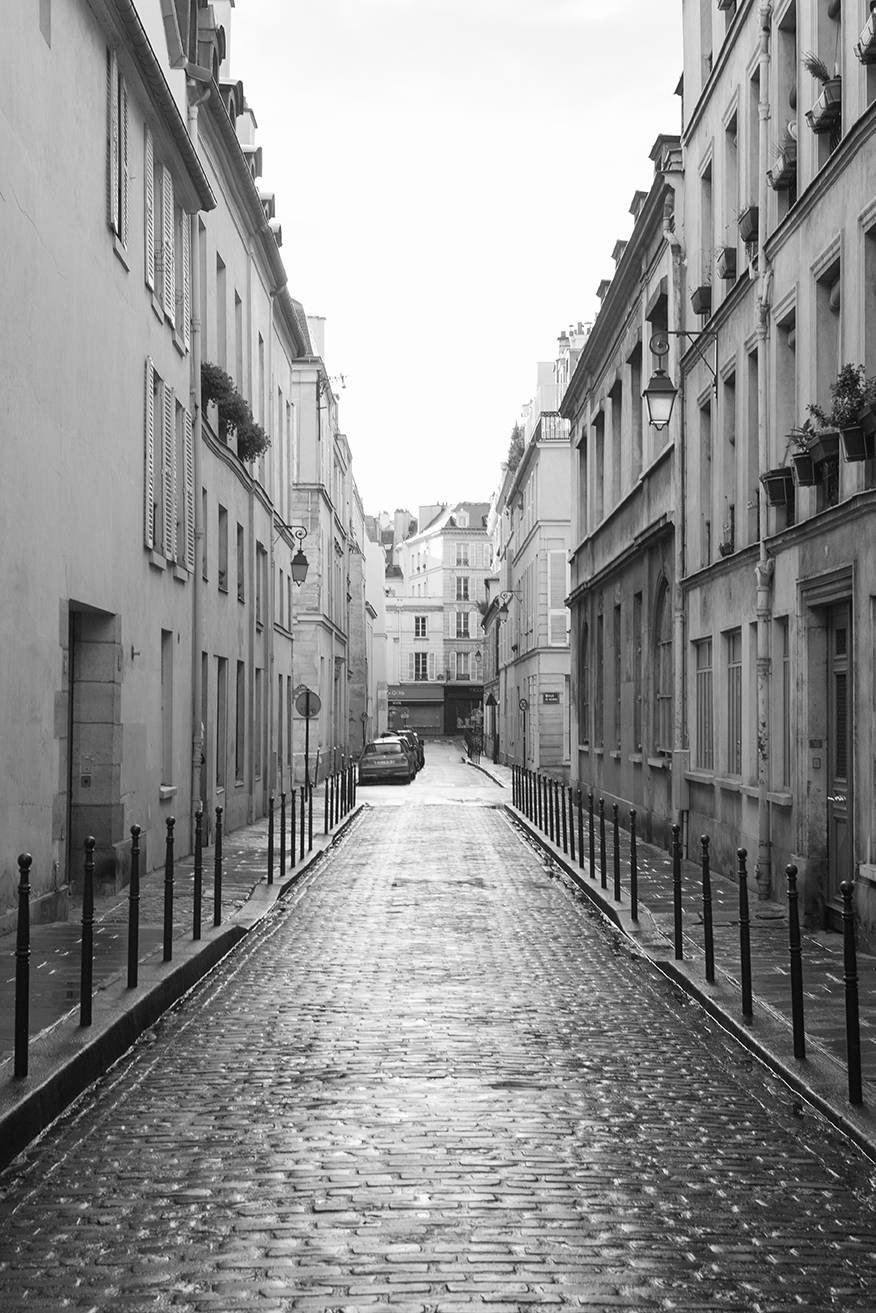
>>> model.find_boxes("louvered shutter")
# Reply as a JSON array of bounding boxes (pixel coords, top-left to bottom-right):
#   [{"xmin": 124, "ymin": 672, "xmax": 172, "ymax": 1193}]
[
  {"xmin": 470, "ymin": 609, "xmax": 478, "ymax": 639},
  {"xmin": 144, "ymin": 358, "xmax": 155, "ymax": 549},
  {"xmin": 120, "ymin": 80, "xmax": 129, "ymax": 246},
  {"xmin": 183, "ymin": 408, "xmax": 195, "ymax": 570},
  {"xmin": 408, "ymin": 653, "xmax": 414, "ymax": 680},
  {"xmin": 163, "ymin": 385, "xmax": 175, "ymax": 560},
  {"xmin": 181, "ymin": 212, "xmax": 191, "ymax": 349},
  {"xmin": 444, "ymin": 608, "xmax": 451, "ymax": 637},
  {"xmin": 106, "ymin": 50, "xmax": 119, "ymax": 233},
  {"xmin": 428, "ymin": 652, "xmax": 436, "ymax": 681},
  {"xmin": 162, "ymin": 165, "xmax": 175, "ymax": 324},
  {"xmin": 548, "ymin": 550, "xmax": 568, "ymax": 646},
  {"xmin": 144, "ymin": 128, "xmax": 155, "ymax": 289}
]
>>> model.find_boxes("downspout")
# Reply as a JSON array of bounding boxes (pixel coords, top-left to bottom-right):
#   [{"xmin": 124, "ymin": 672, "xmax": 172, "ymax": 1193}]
[
  {"xmin": 664, "ymin": 184, "xmax": 687, "ymax": 844},
  {"xmin": 755, "ymin": 1, "xmax": 775, "ymax": 898},
  {"xmin": 187, "ymin": 79, "xmax": 211, "ymax": 846}
]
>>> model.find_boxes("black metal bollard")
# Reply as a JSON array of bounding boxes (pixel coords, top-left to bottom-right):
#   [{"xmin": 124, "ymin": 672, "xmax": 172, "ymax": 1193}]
[
  {"xmin": 324, "ymin": 777, "xmax": 329, "ymax": 834},
  {"xmin": 577, "ymin": 788, "xmax": 585, "ymax": 871},
  {"xmin": 128, "ymin": 824, "xmax": 142, "ymax": 985},
  {"xmin": 556, "ymin": 783, "xmax": 564, "ymax": 851},
  {"xmin": 213, "ymin": 806, "xmax": 223, "ymax": 926},
  {"xmin": 308, "ymin": 782, "xmax": 314, "ymax": 852},
  {"xmin": 267, "ymin": 794, "xmax": 275, "ymax": 887},
  {"xmin": 340, "ymin": 762, "xmax": 346, "ymax": 816},
  {"xmin": 299, "ymin": 785, "xmax": 306, "ymax": 861},
  {"xmin": 599, "ymin": 798, "xmax": 607, "ymax": 890},
  {"xmin": 513, "ymin": 764, "xmax": 518, "ymax": 807},
  {"xmin": 290, "ymin": 788, "xmax": 297, "ymax": 867},
  {"xmin": 612, "ymin": 802, "xmax": 621, "ymax": 902},
  {"xmin": 350, "ymin": 762, "xmax": 355, "ymax": 810},
  {"xmin": 701, "ymin": 835, "xmax": 714, "ymax": 984},
  {"xmin": 280, "ymin": 791, "xmax": 287, "ymax": 875},
  {"xmin": 548, "ymin": 779, "xmax": 556, "ymax": 843},
  {"xmin": 14, "ymin": 853, "xmax": 31, "ymax": 1079},
  {"xmin": 786, "ymin": 864, "xmax": 805, "ymax": 1060},
  {"xmin": 672, "ymin": 824, "xmax": 683, "ymax": 960},
  {"xmin": 567, "ymin": 786, "xmax": 575, "ymax": 863},
  {"xmin": 588, "ymin": 791, "xmax": 595, "ymax": 880},
  {"xmin": 737, "ymin": 848, "xmax": 753, "ymax": 1019},
  {"xmin": 629, "ymin": 809, "xmax": 638, "ymax": 921},
  {"xmin": 529, "ymin": 770, "xmax": 535, "ymax": 822},
  {"xmin": 331, "ymin": 772, "xmax": 337, "ymax": 828},
  {"xmin": 163, "ymin": 817, "xmax": 175, "ymax": 963},
  {"xmin": 80, "ymin": 836, "xmax": 96, "ymax": 1027},
  {"xmin": 840, "ymin": 881, "xmax": 863, "ymax": 1105},
  {"xmin": 192, "ymin": 812, "xmax": 203, "ymax": 942}
]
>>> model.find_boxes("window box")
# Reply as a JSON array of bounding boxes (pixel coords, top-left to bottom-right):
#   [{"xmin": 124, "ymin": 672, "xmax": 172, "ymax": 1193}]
[
  {"xmin": 808, "ymin": 429, "xmax": 839, "ymax": 463},
  {"xmin": 859, "ymin": 402, "xmax": 876, "ymax": 437},
  {"xmin": 715, "ymin": 246, "xmax": 737, "ymax": 280},
  {"xmin": 717, "ymin": 0, "xmax": 735, "ymax": 9},
  {"xmin": 767, "ymin": 145, "xmax": 796, "ymax": 191},
  {"xmin": 760, "ymin": 467, "xmax": 793, "ymax": 506},
  {"xmin": 805, "ymin": 78, "xmax": 842, "ymax": 134},
  {"xmin": 737, "ymin": 205, "xmax": 759, "ymax": 243},
  {"xmin": 855, "ymin": 11, "xmax": 876, "ymax": 64},
  {"xmin": 840, "ymin": 424, "xmax": 875, "ymax": 462},
  {"xmin": 717, "ymin": 539, "xmax": 735, "ymax": 558},
  {"xmin": 690, "ymin": 284, "xmax": 712, "ymax": 316},
  {"xmin": 790, "ymin": 449, "xmax": 817, "ymax": 486}
]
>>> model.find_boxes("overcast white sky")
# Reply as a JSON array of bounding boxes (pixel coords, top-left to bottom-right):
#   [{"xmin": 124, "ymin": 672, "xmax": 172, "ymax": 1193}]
[{"xmin": 232, "ymin": 0, "xmax": 682, "ymax": 519}]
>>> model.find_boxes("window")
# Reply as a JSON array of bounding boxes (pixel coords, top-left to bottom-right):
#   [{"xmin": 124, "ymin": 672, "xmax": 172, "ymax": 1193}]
[
  {"xmin": 456, "ymin": 611, "xmax": 470, "ymax": 638},
  {"xmin": 414, "ymin": 615, "xmax": 427, "ymax": 638},
  {"xmin": 236, "ymin": 524, "xmax": 245, "ymax": 602},
  {"xmin": 613, "ymin": 604, "xmax": 622, "ymax": 750},
  {"xmin": 174, "ymin": 205, "xmax": 191, "ymax": 348},
  {"xmin": 216, "ymin": 657, "xmax": 227, "ymax": 788},
  {"xmin": 235, "ymin": 661, "xmax": 245, "ymax": 782},
  {"xmin": 654, "ymin": 584, "xmax": 673, "ymax": 755},
  {"xmin": 201, "ymin": 489, "xmax": 208, "ymax": 580},
  {"xmin": 105, "ymin": 49, "xmax": 129, "ymax": 247},
  {"xmin": 695, "ymin": 638, "xmax": 714, "ymax": 770},
  {"xmin": 456, "ymin": 543, "xmax": 469, "ymax": 567},
  {"xmin": 726, "ymin": 628, "xmax": 743, "ymax": 775},
  {"xmin": 161, "ymin": 629, "xmax": 173, "ymax": 784},
  {"xmin": 456, "ymin": 651, "xmax": 469, "ymax": 679},
  {"xmin": 414, "ymin": 652, "xmax": 428, "ymax": 681},
  {"xmin": 174, "ymin": 401, "xmax": 194, "ymax": 570},
  {"xmin": 632, "ymin": 593, "xmax": 643, "ymax": 751},
  {"xmin": 779, "ymin": 617, "xmax": 791, "ymax": 788},
  {"xmin": 256, "ymin": 544, "xmax": 267, "ymax": 625},
  {"xmin": 217, "ymin": 505, "xmax": 228, "ymax": 590},
  {"xmin": 278, "ymin": 673, "xmax": 284, "ymax": 776},
  {"xmin": 629, "ymin": 344, "xmax": 643, "ymax": 480},
  {"xmin": 579, "ymin": 619, "xmax": 590, "ymax": 743},
  {"xmin": 144, "ymin": 358, "xmax": 191, "ymax": 564},
  {"xmin": 254, "ymin": 668, "xmax": 263, "ymax": 779},
  {"xmin": 456, "ymin": 576, "xmax": 469, "ymax": 601},
  {"xmin": 595, "ymin": 612, "xmax": 604, "ymax": 746},
  {"xmin": 699, "ymin": 402, "xmax": 712, "ymax": 566},
  {"xmin": 151, "ymin": 161, "xmax": 176, "ymax": 325},
  {"xmin": 548, "ymin": 550, "xmax": 569, "ymax": 646},
  {"xmin": 216, "ymin": 256, "xmax": 227, "ymax": 369}
]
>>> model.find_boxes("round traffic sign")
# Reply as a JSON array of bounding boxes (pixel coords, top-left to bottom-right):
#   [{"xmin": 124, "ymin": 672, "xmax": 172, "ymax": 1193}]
[
  {"xmin": 295, "ymin": 688, "xmax": 321, "ymax": 718},
  {"xmin": 519, "ymin": 697, "xmax": 529, "ymax": 711}
]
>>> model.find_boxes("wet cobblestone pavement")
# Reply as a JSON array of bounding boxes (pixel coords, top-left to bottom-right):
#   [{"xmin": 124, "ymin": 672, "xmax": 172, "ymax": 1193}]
[{"xmin": 1, "ymin": 769, "xmax": 876, "ymax": 1310}]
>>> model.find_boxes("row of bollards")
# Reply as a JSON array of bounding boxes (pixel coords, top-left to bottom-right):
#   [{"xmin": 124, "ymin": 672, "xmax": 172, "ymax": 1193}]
[
  {"xmin": 510, "ymin": 765, "xmax": 866, "ymax": 1106},
  {"xmin": 265, "ymin": 762, "xmax": 358, "ymax": 886},
  {"xmin": 14, "ymin": 807, "xmax": 227, "ymax": 1080}
]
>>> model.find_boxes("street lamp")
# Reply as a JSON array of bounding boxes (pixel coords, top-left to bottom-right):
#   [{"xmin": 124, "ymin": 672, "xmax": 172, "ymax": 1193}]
[
  {"xmin": 642, "ymin": 329, "xmax": 718, "ymax": 430},
  {"xmin": 291, "ymin": 547, "xmax": 309, "ymax": 586}
]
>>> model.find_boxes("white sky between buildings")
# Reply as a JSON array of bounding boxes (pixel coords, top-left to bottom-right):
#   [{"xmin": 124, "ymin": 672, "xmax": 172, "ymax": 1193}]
[{"xmin": 232, "ymin": 0, "xmax": 683, "ymax": 519}]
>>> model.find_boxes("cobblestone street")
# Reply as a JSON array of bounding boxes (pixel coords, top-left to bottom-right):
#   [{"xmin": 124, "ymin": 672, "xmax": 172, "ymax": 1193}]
[{"xmin": 1, "ymin": 748, "xmax": 875, "ymax": 1311}]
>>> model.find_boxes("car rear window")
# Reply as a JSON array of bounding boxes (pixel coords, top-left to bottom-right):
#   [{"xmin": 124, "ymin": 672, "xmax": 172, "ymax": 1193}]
[{"xmin": 364, "ymin": 742, "xmax": 402, "ymax": 755}]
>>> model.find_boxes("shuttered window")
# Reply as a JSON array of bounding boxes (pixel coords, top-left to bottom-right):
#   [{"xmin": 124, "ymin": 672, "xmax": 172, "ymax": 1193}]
[
  {"xmin": 106, "ymin": 49, "xmax": 129, "ymax": 246},
  {"xmin": 163, "ymin": 383, "xmax": 176, "ymax": 561},
  {"xmin": 726, "ymin": 628, "xmax": 742, "ymax": 775},
  {"xmin": 144, "ymin": 357, "xmax": 155, "ymax": 548},
  {"xmin": 158, "ymin": 165, "xmax": 175, "ymax": 324},
  {"xmin": 695, "ymin": 638, "xmax": 714, "ymax": 770},
  {"xmin": 548, "ymin": 550, "xmax": 569, "ymax": 646},
  {"xmin": 144, "ymin": 127, "xmax": 155, "ymax": 288},
  {"xmin": 144, "ymin": 358, "xmax": 190, "ymax": 566}
]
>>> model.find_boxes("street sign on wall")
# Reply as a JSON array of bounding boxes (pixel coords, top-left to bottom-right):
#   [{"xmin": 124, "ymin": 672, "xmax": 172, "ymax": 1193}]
[
  {"xmin": 295, "ymin": 688, "xmax": 321, "ymax": 718},
  {"xmin": 542, "ymin": 692, "xmax": 560, "ymax": 704}
]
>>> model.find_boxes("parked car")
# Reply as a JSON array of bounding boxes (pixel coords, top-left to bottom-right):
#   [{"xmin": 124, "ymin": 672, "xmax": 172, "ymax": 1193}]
[
  {"xmin": 358, "ymin": 737, "xmax": 414, "ymax": 784},
  {"xmin": 397, "ymin": 729, "xmax": 423, "ymax": 773}
]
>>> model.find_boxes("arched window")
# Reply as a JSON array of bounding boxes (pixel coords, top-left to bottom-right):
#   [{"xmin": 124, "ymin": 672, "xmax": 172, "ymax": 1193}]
[
  {"xmin": 578, "ymin": 616, "xmax": 590, "ymax": 743},
  {"xmin": 653, "ymin": 582, "xmax": 673, "ymax": 755}
]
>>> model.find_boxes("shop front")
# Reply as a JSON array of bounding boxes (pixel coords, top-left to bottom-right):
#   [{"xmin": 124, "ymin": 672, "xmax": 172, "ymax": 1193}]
[{"xmin": 387, "ymin": 684, "xmax": 445, "ymax": 738}]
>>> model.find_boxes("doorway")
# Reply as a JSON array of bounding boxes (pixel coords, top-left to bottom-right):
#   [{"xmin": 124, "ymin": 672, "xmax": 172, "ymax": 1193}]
[{"xmin": 826, "ymin": 602, "xmax": 852, "ymax": 925}]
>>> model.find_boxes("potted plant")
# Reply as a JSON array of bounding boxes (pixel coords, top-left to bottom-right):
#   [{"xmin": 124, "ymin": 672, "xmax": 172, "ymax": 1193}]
[
  {"xmin": 737, "ymin": 204, "xmax": 759, "ymax": 244},
  {"xmin": 788, "ymin": 424, "xmax": 818, "ymax": 486},
  {"xmin": 802, "ymin": 52, "xmax": 842, "ymax": 134},
  {"xmin": 716, "ymin": 245, "xmax": 737, "ymax": 280},
  {"xmin": 806, "ymin": 364, "xmax": 876, "ymax": 461},
  {"xmin": 200, "ymin": 361, "xmax": 271, "ymax": 462},
  {"xmin": 690, "ymin": 281, "xmax": 712, "ymax": 316},
  {"xmin": 761, "ymin": 467, "xmax": 793, "ymax": 506},
  {"xmin": 236, "ymin": 417, "xmax": 271, "ymax": 463},
  {"xmin": 855, "ymin": 5, "xmax": 876, "ymax": 64},
  {"xmin": 767, "ymin": 127, "xmax": 797, "ymax": 190}
]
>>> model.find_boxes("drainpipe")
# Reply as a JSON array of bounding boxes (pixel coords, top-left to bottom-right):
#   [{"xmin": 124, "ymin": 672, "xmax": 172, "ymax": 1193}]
[
  {"xmin": 755, "ymin": 1, "xmax": 775, "ymax": 899},
  {"xmin": 187, "ymin": 79, "xmax": 211, "ymax": 845},
  {"xmin": 664, "ymin": 184, "xmax": 687, "ymax": 845}
]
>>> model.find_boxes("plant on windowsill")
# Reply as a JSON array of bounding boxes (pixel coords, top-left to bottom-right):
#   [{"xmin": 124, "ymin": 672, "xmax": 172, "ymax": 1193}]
[
  {"xmin": 802, "ymin": 52, "xmax": 842, "ymax": 135},
  {"xmin": 715, "ymin": 246, "xmax": 737, "ymax": 280},
  {"xmin": 760, "ymin": 466, "xmax": 794, "ymax": 506},
  {"xmin": 787, "ymin": 421, "xmax": 819, "ymax": 486},
  {"xmin": 200, "ymin": 361, "xmax": 271, "ymax": 463},
  {"xmin": 767, "ymin": 127, "xmax": 797, "ymax": 190},
  {"xmin": 690, "ymin": 280, "xmax": 712, "ymax": 317},
  {"xmin": 737, "ymin": 204, "xmax": 759, "ymax": 244},
  {"xmin": 855, "ymin": 4, "xmax": 876, "ymax": 64},
  {"xmin": 806, "ymin": 363, "xmax": 876, "ymax": 462}
]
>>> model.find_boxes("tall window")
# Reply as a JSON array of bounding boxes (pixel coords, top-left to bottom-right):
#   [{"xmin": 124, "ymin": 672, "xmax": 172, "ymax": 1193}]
[
  {"xmin": 654, "ymin": 584, "xmax": 673, "ymax": 755},
  {"xmin": 216, "ymin": 255, "xmax": 227, "ymax": 370},
  {"xmin": 215, "ymin": 657, "xmax": 227, "ymax": 788},
  {"xmin": 236, "ymin": 523, "xmax": 245, "ymax": 602},
  {"xmin": 105, "ymin": 49, "xmax": 129, "ymax": 247},
  {"xmin": 414, "ymin": 652, "xmax": 428, "ymax": 681},
  {"xmin": 595, "ymin": 612, "xmax": 605, "ymax": 747},
  {"xmin": 218, "ymin": 505, "xmax": 228, "ymax": 590},
  {"xmin": 632, "ymin": 593, "xmax": 643, "ymax": 751},
  {"xmin": 456, "ymin": 611, "xmax": 469, "ymax": 638},
  {"xmin": 254, "ymin": 668, "xmax": 263, "ymax": 779},
  {"xmin": 779, "ymin": 617, "xmax": 791, "ymax": 788},
  {"xmin": 726, "ymin": 628, "xmax": 743, "ymax": 775},
  {"xmin": 695, "ymin": 638, "xmax": 714, "ymax": 770},
  {"xmin": 456, "ymin": 576, "xmax": 469, "ymax": 601},
  {"xmin": 256, "ymin": 543, "xmax": 267, "ymax": 625},
  {"xmin": 456, "ymin": 543, "xmax": 469, "ymax": 567},
  {"xmin": 235, "ymin": 661, "xmax": 246, "ymax": 782},
  {"xmin": 160, "ymin": 629, "xmax": 173, "ymax": 785},
  {"xmin": 579, "ymin": 618, "xmax": 590, "ymax": 744},
  {"xmin": 613, "ymin": 604, "xmax": 622, "ymax": 750},
  {"xmin": 456, "ymin": 651, "xmax": 469, "ymax": 679}
]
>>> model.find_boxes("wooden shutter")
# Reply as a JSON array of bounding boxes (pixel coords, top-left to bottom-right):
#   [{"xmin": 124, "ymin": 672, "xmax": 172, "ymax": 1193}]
[
  {"xmin": 144, "ymin": 357, "xmax": 155, "ymax": 549},
  {"xmin": 408, "ymin": 653, "xmax": 414, "ymax": 680},
  {"xmin": 106, "ymin": 49, "xmax": 119, "ymax": 233},
  {"xmin": 120, "ymin": 80, "xmax": 129, "ymax": 246},
  {"xmin": 144, "ymin": 127, "xmax": 155, "ymax": 289},
  {"xmin": 181, "ymin": 212, "xmax": 191, "ymax": 349},
  {"xmin": 548, "ymin": 550, "xmax": 568, "ymax": 646},
  {"xmin": 162, "ymin": 165, "xmax": 175, "ymax": 324},
  {"xmin": 183, "ymin": 407, "xmax": 195, "ymax": 570},
  {"xmin": 428, "ymin": 651, "xmax": 436, "ymax": 681},
  {"xmin": 163, "ymin": 385, "xmax": 176, "ymax": 560}
]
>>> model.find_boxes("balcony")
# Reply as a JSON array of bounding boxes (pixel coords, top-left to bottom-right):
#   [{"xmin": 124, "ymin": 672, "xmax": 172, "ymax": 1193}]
[{"xmin": 533, "ymin": 412, "xmax": 568, "ymax": 443}]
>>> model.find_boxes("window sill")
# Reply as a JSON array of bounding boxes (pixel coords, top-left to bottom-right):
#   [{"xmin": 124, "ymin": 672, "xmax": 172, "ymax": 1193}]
[
  {"xmin": 173, "ymin": 330, "xmax": 186, "ymax": 357},
  {"xmin": 609, "ymin": 750, "xmax": 621, "ymax": 761},
  {"xmin": 718, "ymin": 777, "xmax": 742, "ymax": 793},
  {"xmin": 234, "ymin": 778, "xmax": 245, "ymax": 789},
  {"xmin": 159, "ymin": 784, "xmax": 177, "ymax": 801},
  {"xmin": 237, "ymin": 594, "xmax": 246, "ymax": 605},
  {"xmin": 172, "ymin": 564, "xmax": 188, "ymax": 583},
  {"xmin": 593, "ymin": 746, "xmax": 604, "ymax": 757},
  {"xmin": 768, "ymin": 790, "xmax": 793, "ymax": 807},
  {"xmin": 148, "ymin": 549, "xmax": 166, "ymax": 570},
  {"xmin": 218, "ymin": 581, "xmax": 228, "ymax": 594},
  {"xmin": 685, "ymin": 769, "xmax": 715, "ymax": 784},
  {"xmin": 628, "ymin": 753, "xmax": 643, "ymax": 765},
  {"xmin": 151, "ymin": 293, "xmax": 164, "ymax": 324},
  {"xmin": 646, "ymin": 755, "xmax": 670, "ymax": 770},
  {"xmin": 113, "ymin": 234, "xmax": 130, "ymax": 271},
  {"xmin": 256, "ymin": 620, "xmax": 264, "ymax": 632},
  {"xmin": 577, "ymin": 743, "xmax": 590, "ymax": 754}
]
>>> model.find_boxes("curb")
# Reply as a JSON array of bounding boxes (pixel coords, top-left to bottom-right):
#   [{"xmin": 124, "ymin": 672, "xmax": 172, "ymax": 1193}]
[
  {"xmin": 505, "ymin": 802, "xmax": 876, "ymax": 1164},
  {"xmin": 0, "ymin": 805, "xmax": 364, "ymax": 1172},
  {"xmin": 462, "ymin": 757, "xmax": 507, "ymax": 788}
]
